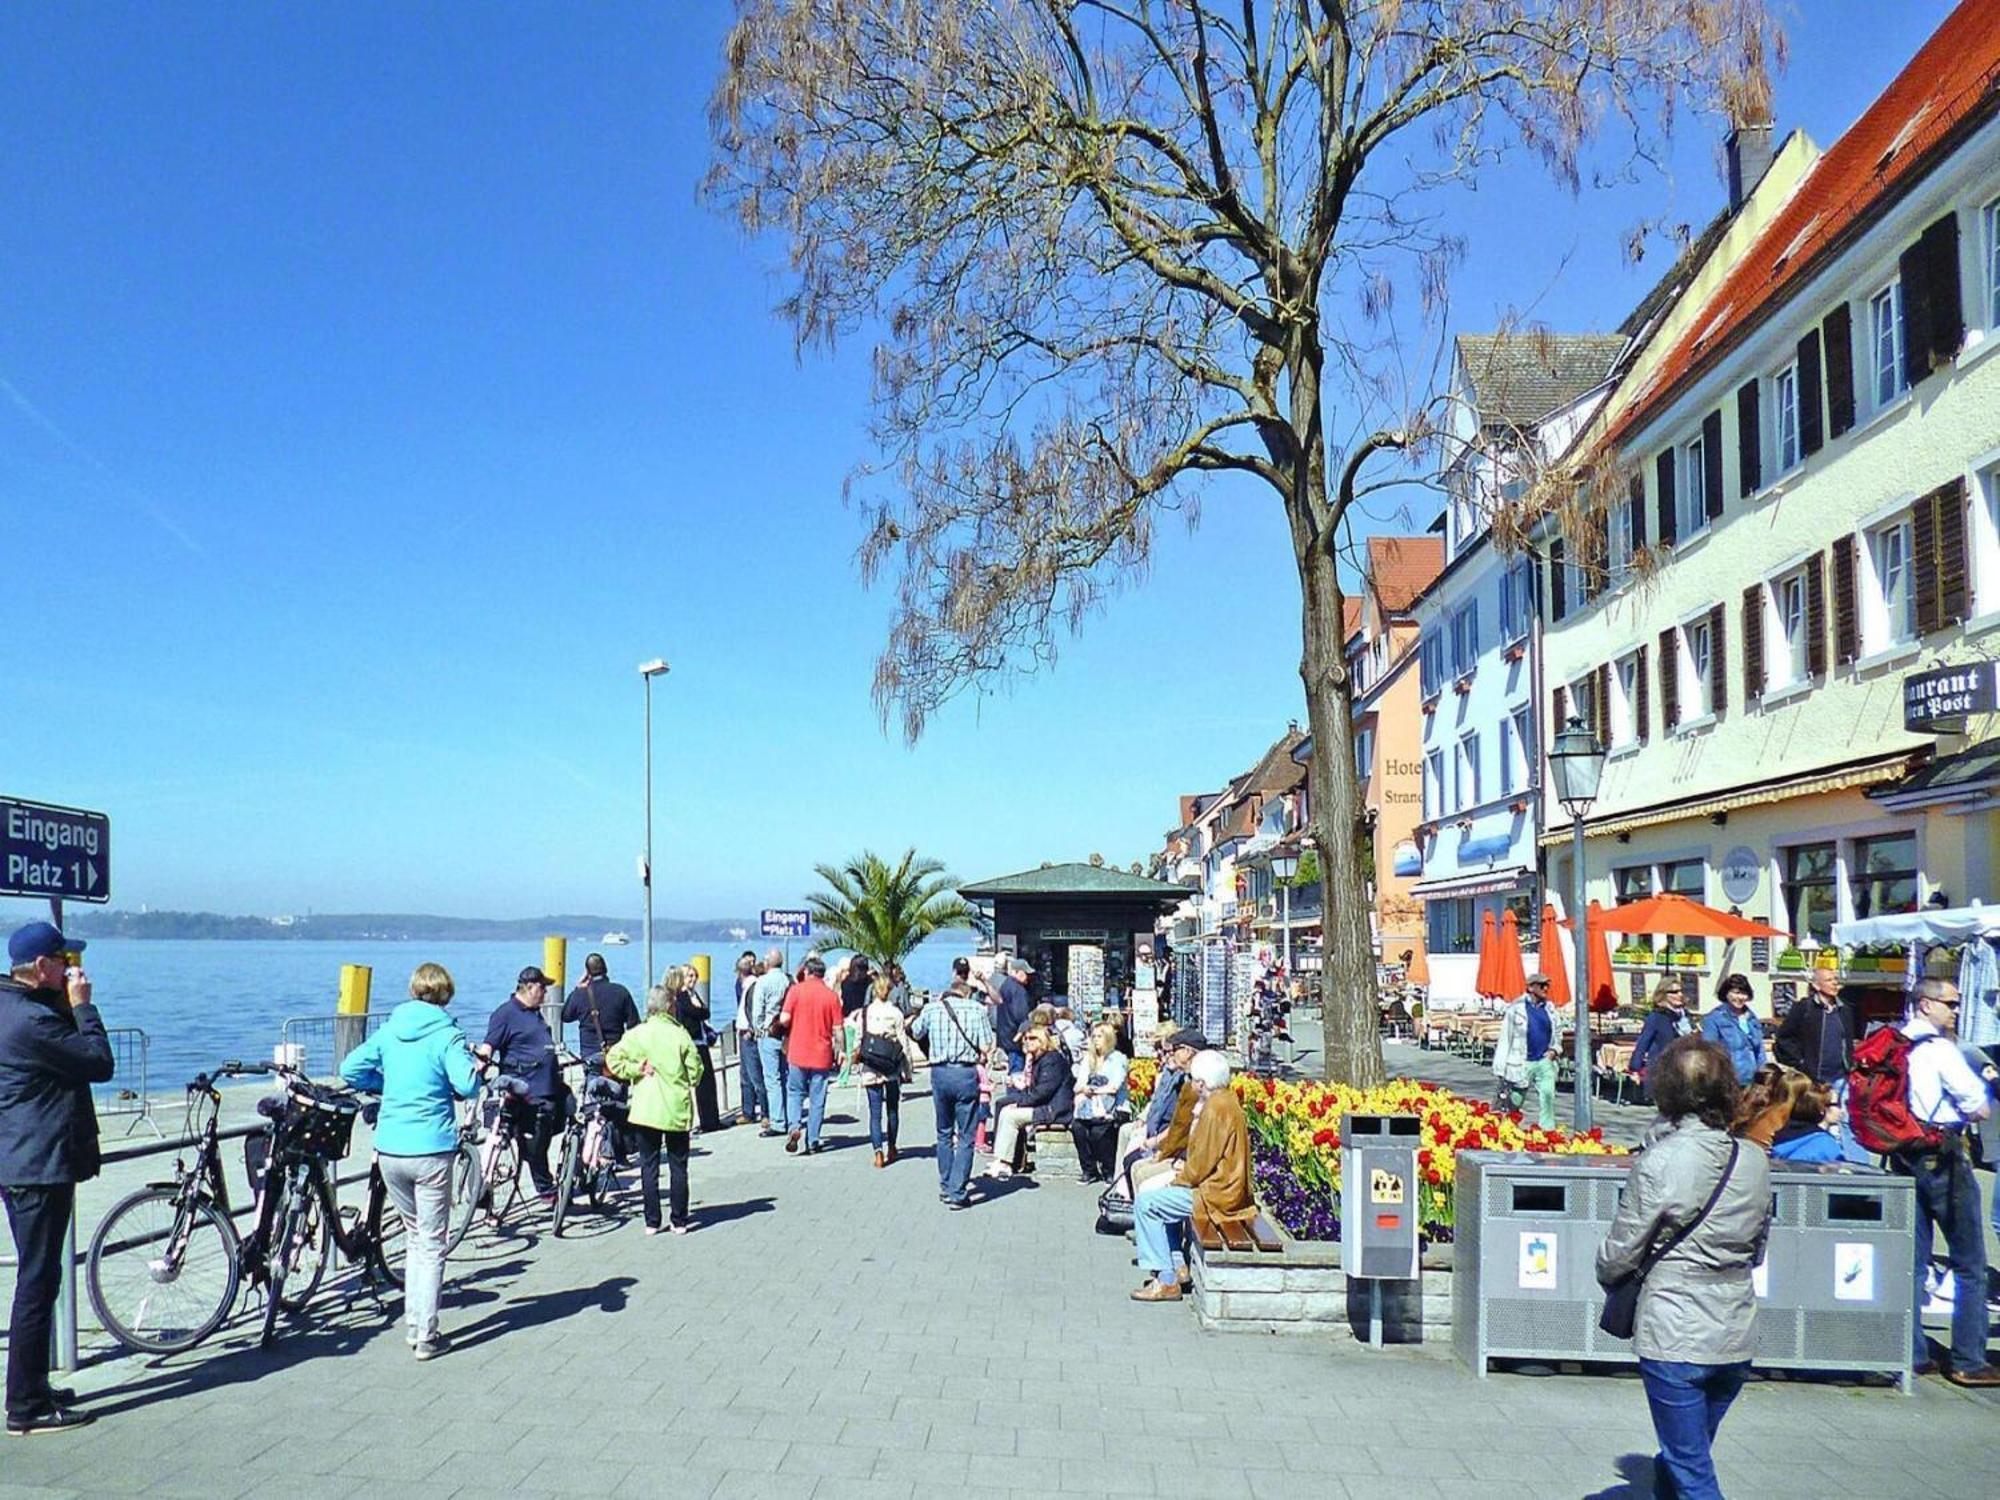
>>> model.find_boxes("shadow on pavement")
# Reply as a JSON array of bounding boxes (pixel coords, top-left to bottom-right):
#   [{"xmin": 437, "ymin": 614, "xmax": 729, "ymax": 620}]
[
  {"xmin": 1582, "ymin": 1453, "xmax": 1659, "ymax": 1498},
  {"xmin": 449, "ymin": 1275, "xmax": 637, "ymax": 1352},
  {"xmin": 81, "ymin": 1305, "xmax": 391, "ymax": 1418},
  {"xmin": 692, "ymin": 1195, "xmax": 777, "ymax": 1228}
]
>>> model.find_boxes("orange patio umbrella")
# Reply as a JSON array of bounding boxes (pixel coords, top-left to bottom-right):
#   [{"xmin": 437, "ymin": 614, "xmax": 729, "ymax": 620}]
[
  {"xmin": 1493, "ymin": 908, "xmax": 1529, "ymax": 1001},
  {"xmin": 1474, "ymin": 908, "xmax": 1503, "ymax": 999},
  {"xmin": 1592, "ymin": 892, "xmax": 1786, "ymax": 938},
  {"xmin": 1584, "ymin": 900, "xmax": 1618, "ymax": 1013},
  {"xmin": 1538, "ymin": 903, "xmax": 1573, "ymax": 1009}
]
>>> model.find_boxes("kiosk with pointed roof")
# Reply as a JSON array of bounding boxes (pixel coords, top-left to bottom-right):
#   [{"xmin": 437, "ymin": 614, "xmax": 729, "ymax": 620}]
[{"xmin": 957, "ymin": 861, "xmax": 1193, "ymax": 1000}]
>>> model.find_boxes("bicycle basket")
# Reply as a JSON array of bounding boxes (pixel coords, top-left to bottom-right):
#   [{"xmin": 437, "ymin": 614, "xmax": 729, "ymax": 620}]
[{"xmin": 280, "ymin": 1087, "xmax": 360, "ymax": 1161}]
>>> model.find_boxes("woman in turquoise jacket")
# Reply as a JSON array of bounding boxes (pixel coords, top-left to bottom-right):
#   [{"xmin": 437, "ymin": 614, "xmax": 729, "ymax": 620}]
[
  {"xmin": 607, "ymin": 986, "xmax": 705, "ymax": 1234},
  {"xmin": 339, "ymin": 962, "xmax": 480, "ymax": 1358}
]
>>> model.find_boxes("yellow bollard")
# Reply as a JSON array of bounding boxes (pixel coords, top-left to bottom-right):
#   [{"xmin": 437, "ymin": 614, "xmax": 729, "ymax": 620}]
[
  {"xmin": 334, "ymin": 964, "xmax": 372, "ymax": 1074},
  {"xmin": 542, "ymin": 936, "xmax": 568, "ymax": 995},
  {"xmin": 687, "ymin": 952, "xmax": 711, "ymax": 1008}
]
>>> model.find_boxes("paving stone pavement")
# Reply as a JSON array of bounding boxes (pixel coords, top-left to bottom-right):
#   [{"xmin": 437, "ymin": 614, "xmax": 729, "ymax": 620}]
[{"xmin": 4, "ymin": 1070, "xmax": 1997, "ymax": 1499}]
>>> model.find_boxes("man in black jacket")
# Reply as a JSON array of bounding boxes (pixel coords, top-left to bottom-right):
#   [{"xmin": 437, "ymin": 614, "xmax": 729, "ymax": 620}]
[
  {"xmin": 479, "ymin": 968, "xmax": 565, "ymax": 1201},
  {"xmin": 1772, "ymin": 966, "xmax": 1852, "ymax": 1085},
  {"xmin": 0, "ymin": 921, "xmax": 114, "ymax": 1435}
]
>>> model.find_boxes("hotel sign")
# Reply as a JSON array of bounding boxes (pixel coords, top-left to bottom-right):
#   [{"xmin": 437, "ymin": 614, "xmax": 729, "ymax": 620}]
[{"xmin": 1902, "ymin": 662, "xmax": 1997, "ymax": 732}]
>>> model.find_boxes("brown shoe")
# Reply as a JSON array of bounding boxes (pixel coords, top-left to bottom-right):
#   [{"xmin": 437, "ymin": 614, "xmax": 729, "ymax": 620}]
[
  {"xmin": 1129, "ymin": 1280, "xmax": 1184, "ymax": 1303},
  {"xmin": 885, "ymin": 1144, "xmax": 897, "ymax": 1165},
  {"xmin": 1946, "ymin": 1365, "xmax": 2000, "ymax": 1388},
  {"xmin": 873, "ymin": 1151, "xmax": 885, "ymax": 1169},
  {"xmin": 785, "ymin": 1131, "xmax": 801, "ymax": 1154}
]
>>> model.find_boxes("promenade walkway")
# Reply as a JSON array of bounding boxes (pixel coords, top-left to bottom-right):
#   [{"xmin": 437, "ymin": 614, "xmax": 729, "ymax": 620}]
[{"xmin": 4, "ymin": 1069, "xmax": 1997, "ymax": 1498}]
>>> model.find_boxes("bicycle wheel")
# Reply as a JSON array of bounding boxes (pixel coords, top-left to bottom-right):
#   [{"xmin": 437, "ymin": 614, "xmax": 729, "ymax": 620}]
[
  {"xmin": 552, "ymin": 1127, "xmax": 580, "ymax": 1237},
  {"xmin": 364, "ymin": 1191, "xmax": 409, "ymax": 1290},
  {"xmin": 444, "ymin": 1139, "xmax": 482, "ymax": 1255},
  {"xmin": 88, "ymin": 1187, "xmax": 241, "ymax": 1354},
  {"xmin": 277, "ymin": 1173, "xmax": 335, "ymax": 1311},
  {"xmin": 260, "ymin": 1173, "xmax": 315, "ymax": 1345}
]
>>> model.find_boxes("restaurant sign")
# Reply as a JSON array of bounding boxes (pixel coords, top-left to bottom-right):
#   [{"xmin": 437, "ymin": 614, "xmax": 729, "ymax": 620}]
[{"xmin": 1902, "ymin": 661, "xmax": 1998, "ymax": 732}]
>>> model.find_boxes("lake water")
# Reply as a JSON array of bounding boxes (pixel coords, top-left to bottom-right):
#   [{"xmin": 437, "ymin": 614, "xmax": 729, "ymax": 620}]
[{"xmin": 75, "ymin": 932, "xmax": 981, "ymax": 1093}]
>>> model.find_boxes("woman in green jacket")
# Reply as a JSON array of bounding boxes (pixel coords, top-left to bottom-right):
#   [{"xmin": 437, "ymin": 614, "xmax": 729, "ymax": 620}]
[{"xmin": 606, "ymin": 986, "xmax": 706, "ymax": 1235}]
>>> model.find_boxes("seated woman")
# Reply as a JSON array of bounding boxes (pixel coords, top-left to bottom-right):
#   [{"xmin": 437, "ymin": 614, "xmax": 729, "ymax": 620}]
[
  {"xmin": 1131, "ymin": 1050, "xmax": 1253, "ymax": 1301},
  {"xmin": 984, "ymin": 1024, "xmax": 1074, "ymax": 1178},
  {"xmin": 1732, "ymin": 1064, "xmax": 1842, "ymax": 1162},
  {"xmin": 1069, "ymin": 1021, "xmax": 1130, "ymax": 1184}
]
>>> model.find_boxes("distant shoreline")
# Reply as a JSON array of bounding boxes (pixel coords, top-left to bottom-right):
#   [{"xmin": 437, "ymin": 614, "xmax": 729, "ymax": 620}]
[{"xmin": 63, "ymin": 911, "xmax": 760, "ymax": 944}]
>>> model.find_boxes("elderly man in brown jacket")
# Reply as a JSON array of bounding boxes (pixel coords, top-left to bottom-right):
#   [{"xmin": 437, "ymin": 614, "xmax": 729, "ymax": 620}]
[{"xmin": 1130, "ymin": 1050, "xmax": 1254, "ymax": 1302}]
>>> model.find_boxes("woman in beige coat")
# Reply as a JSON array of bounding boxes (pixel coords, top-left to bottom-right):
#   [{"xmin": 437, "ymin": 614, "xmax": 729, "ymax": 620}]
[{"xmin": 855, "ymin": 975, "xmax": 911, "ymax": 1168}]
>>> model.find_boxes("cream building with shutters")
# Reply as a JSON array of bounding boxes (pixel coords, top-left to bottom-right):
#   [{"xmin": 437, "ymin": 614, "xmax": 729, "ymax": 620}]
[{"xmin": 1537, "ymin": 2, "xmax": 2000, "ymax": 1012}]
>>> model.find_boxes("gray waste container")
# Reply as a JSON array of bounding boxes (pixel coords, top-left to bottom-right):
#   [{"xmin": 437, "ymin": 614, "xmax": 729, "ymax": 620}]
[{"xmin": 1340, "ymin": 1115, "xmax": 1421, "ymax": 1280}]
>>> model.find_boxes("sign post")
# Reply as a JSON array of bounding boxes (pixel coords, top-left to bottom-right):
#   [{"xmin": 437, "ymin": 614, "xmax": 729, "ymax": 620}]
[
  {"xmin": 762, "ymin": 909, "xmax": 812, "ymax": 971},
  {"xmin": 1, "ymin": 796, "xmax": 111, "ymax": 906}
]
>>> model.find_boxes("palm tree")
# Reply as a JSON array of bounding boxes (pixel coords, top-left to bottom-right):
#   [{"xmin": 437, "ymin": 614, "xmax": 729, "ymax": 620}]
[{"xmin": 807, "ymin": 848, "xmax": 978, "ymax": 967}]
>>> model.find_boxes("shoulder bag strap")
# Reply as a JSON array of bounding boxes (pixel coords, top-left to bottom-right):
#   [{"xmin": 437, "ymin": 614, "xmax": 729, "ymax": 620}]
[
  {"xmin": 942, "ymin": 996, "xmax": 979, "ymax": 1059},
  {"xmin": 1638, "ymin": 1139, "xmax": 1740, "ymax": 1278}
]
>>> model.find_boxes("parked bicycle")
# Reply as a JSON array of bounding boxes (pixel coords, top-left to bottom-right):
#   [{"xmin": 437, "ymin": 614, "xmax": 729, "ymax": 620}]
[
  {"xmin": 551, "ymin": 1050, "xmax": 626, "ymax": 1237},
  {"xmin": 86, "ymin": 1060, "xmax": 407, "ymax": 1353},
  {"xmin": 445, "ymin": 1064, "xmax": 533, "ymax": 1252}
]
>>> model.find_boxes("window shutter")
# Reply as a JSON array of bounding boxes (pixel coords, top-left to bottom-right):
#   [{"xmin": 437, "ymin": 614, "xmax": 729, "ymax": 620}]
[
  {"xmin": 1551, "ymin": 682, "xmax": 1566, "ymax": 738},
  {"xmin": 1900, "ymin": 211, "xmax": 1964, "ymax": 388},
  {"xmin": 1549, "ymin": 538, "xmax": 1567, "ymax": 621},
  {"xmin": 1735, "ymin": 380, "xmax": 1761, "ymax": 497},
  {"xmin": 1797, "ymin": 328, "xmax": 1824, "ymax": 457},
  {"xmin": 1708, "ymin": 603, "xmax": 1727, "ymax": 715},
  {"xmin": 1702, "ymin": 409, "xmax": 1725, "ymax": 521},
  {"xmin": 1658, "ymin": 627, "xmax": 1679, "ymax": 730},
  {"xmin": 1742, "ymin": 585, "xmax": 1765, "ymax": 703},
  {"xmin": 1913, "ymin": 489, "xmax": 1941, "ymax": 639},
  {"xmin": 1635, "ymin": 644, "xmax": 1650, "ymax": 745},
  {"xmin": 1627, "ymin": 472, "xmax": 1647, "ymax": 551},
  {"xmin": 1805, "ymin": 551, "xmax": 1828, "ymax": 678},
  {"xmin": 1935, "ymin": 476, "xmax": 1970, "ymax": 628},
  {"xmin": 1655, "ymin": 448, "xmax": 1677, "ymax": 547},
  {"xmin": 1831, "ymin": 535, "xmax": 1858, "ymax": 665},
  {"xmin": 1823, "ymin": 304, "xmax": 1856, "ymax": 438}
]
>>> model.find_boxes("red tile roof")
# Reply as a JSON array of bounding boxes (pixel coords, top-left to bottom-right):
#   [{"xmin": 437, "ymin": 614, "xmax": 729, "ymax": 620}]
[
  {"xmin": 1607, "ymin": 0, "xmax": 2000, "ymax": 448},
  {"xmin": 1366, "ymin": 535, "xmax": 1446, "ymax": 614}
]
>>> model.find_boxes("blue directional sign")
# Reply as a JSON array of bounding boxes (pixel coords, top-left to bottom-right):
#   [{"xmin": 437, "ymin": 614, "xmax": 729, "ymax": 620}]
[
  {"xmin": 760, "ymin": 909, "xmax": 812, "ymax": 938},
  {"xmin": 1, "ymin": 796, "xmax": 111, "ymax": 904}
]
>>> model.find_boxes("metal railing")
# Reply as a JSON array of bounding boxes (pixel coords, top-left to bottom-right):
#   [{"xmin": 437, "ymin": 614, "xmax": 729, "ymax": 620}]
[
  {"xmin": 279, "ymin": 1011, "xmax": 389, "ymax": 1077},
  {"xmin": 92, "ymin": 1027, "xmax": 162, "ymax": 1138}
]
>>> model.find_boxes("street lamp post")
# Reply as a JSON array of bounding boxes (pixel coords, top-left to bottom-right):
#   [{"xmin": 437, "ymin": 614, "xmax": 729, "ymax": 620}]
[
  {"xmin": 1269, "ymin": 847, "xmax": 1300, "ymax": 976},
  {"xmin": 639, "ymin": 658, "xmax": 670, "ymax": 988},
  {"xmin": 1547, "ymin": 715, "xmax": 1607, "ymax": 1131}
]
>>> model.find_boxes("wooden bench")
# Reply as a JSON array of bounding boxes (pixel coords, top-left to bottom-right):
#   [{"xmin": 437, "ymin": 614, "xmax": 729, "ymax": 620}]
[{"xmin": 1192, "ymin": 1203, "xmax": 1285, "ymax": 1255}]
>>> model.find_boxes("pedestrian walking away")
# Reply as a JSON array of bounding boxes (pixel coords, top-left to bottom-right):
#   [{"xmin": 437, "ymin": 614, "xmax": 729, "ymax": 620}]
[
  {"xmin": 1699, "ymin": 974, "xmax": 1765, "ymax": 1087},
  {"xmin": 908, "ymin": 960, "xmax": 993, "ymax": 1208},
  {"xmin": 338, "ymin": 961, "xmax": 480, "ymax": 1359},
  {"xmin": 992, "ymin": 956, "xmax": 1033, "ymax": 1073},
  {"xmin": 746, "ymin": 949, "xmax": 793, "ymax": 1136},
  {"xmin": 1597, "ymin": 1037, "xmax": 1772, "ymax": 1500},
  {"xmin": 562, "ymin": 953, "xmax": 640, "ymax": 1064},
  {"xmin": 0, "ymin": 921, "xmax": 115, "ymax": 1435},
  {"xmin": 732, "ymin": 952, "xmax": 765, "ymax": 1125},
  {"xmin": 606, "ymin": 986, "xmax": 705, "ymax": 1234},
  {"xmin": 777, "ymin": 955, "xmax": 844, "ymax": 1154},
  {"xmin": 478, "ymin": 967, "xmax": 568, "ymax": 1202},
  {"xmin": 1494, "ymin": 973, "xmax": 1565, "ymax": 1128},
  {"xmin": 855, "ymin": 975, "xmax": 910, "ymax": 1167}
]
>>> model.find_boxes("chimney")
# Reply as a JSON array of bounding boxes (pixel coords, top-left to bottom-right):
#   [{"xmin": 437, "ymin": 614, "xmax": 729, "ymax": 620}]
[{"xmin": 1726, "ymin": 118, "xmax": 1776, "ymax": 211}]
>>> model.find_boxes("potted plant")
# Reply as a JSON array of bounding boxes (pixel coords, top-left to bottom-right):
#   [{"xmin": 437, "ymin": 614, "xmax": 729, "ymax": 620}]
[
  {"xmin": 1775, "ymin": 947, "xmax": 1807, "ymax": 971},
  {"xmin": 1613, "ymin": 942, "xmax": 1653, "ymax": 965},
  {"xmin": 1673, "ymin": 946, "xmax": 1705, "ymax": 967}
]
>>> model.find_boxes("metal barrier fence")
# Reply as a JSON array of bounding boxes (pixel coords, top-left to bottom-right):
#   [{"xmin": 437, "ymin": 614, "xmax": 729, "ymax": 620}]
[
  {"xmin": 92, "ymin": 1027, "xmax": 162, "ymax": 1138},
  {"xmin": 279, "ymin": 1011, "xmax": 389, "ymax": 1077}
]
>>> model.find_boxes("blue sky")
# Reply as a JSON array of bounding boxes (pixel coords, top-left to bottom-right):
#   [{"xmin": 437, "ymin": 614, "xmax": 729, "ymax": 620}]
[{"xmin": 1, "ymin": 1, "xmax": 1956, "ymax": 923}]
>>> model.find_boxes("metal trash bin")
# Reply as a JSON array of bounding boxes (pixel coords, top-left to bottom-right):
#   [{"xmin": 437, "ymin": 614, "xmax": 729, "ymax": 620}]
[
  {"xmin": 1756, "ymin": 1162, "xmax": 1915, "ymax": 1391},
  {"xmin": 1342, "ymin": 1115, "xmax": 1421, "ymax": 1346},
  {"xmin": 1453, "ymin": 1150, "xmax": 1637, "ymax": 1375}
]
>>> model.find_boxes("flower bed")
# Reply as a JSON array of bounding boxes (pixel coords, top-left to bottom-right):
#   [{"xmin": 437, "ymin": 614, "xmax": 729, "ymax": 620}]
[{"xmin": 1129, "ymin": 1061, "xmax": 1623, "ymax": 1243}]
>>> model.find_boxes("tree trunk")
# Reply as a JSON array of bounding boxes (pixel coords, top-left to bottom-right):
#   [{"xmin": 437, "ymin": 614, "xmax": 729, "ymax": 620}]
[{"xmin": 1282, "ymin": 366, "xmax": 1386, "ymax": 1089}]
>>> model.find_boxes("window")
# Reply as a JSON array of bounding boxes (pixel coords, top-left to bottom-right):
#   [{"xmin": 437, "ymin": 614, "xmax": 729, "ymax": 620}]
[
  {"xmin": 1866, "ymin": 516, "xmax": 1917, "ymax": 651},
  {"xmin": 1499, "ymin": 560, "xmax": 1533, "ymax": 642},
  {"xmin": 1774, "ymin": 567, "xmax": 1810, "ymax": 687},
  {"xmin": 1426, "ymin": 897, "xmax": 1478, "ymax": 955},
  {"xmin": 1683, "ymin": 615, "xmax": 1715, "ymax": 720},
  {"xmin": 1676, "ymin": 432, "xmax": 1708, "ymax": 541},
  {"xmin": 1419, "ymin": 631, "xmax": 1445, "ymax": 698},
  {"xmin": 1510, "ymin": 705, "xmax": 1533, "ymax": 790},
  {"xmin": 1978, "ymin": 465, "xmax": 2000, "ymax": 618},
  {"xmin": 1608, "ymin": 500, "xmax": 1633, "ymax": 575},
  {"xmin": 1454, "ymin": 732, "xmax": 1480, "ymax": 811},
  {"xmin": 1423, "ymin": 748, "xmax": 1445, "ymax": 819},
  {"xmin": 1568, "ymin": 673, "xmax": 1597, "ymax": 735},
  {"xmin": 1986, "ymin": 198, "xmax": 2000, "ymax": 331},
  {"xmin": 1353, "ymin": 725, "xmax": 1375, "ymax": 783},
  {"xmin": 1614, "ymin": 866, "xmax": 1653, "ymax": 903},
  {"xmin": 1450, "ymin": 603, "xmax": 1480, "ymax": 678},
  {"xmin": 1661, "ymin": 859, "xmax": 1705, "ymax": 901},
  {"xmin": 1871, "ymin": 280, "xmax": 1906, "ymax": 407},
  {"xmin": 1773, "ymin": 362, "xmax": 1800, "ymax": 473},
  {"xmin": 1611, "ymin": 653, "xmax": 1639, "ymax": 746},
  {"xmin": 1783, "ymin": 843, "xmax": 1838, "ymax": 943},
  {"xmin": 1499, "ymin": 706, "xmax": 1533, "ymax": 795},
  {"xmin": 1851, "ymin": 832, "xmax": 1918, "ymax": 919}
]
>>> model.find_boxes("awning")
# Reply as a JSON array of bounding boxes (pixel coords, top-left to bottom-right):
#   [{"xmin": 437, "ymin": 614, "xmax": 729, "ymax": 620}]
[
  {"xmin": 1410, "ymin": 866, "xmax": 1533, "ymax": 899},
  {"xmin": 1869, "ymin": 737, "xmax": 2000, "ymax": 812},
  {"xmin": 1538, "ymin": 752, "xmax": 1917, "ymax": 844},
  {"xmin": 1832, "ymin": 902, "xmax": 2000, "ymax": 946}
]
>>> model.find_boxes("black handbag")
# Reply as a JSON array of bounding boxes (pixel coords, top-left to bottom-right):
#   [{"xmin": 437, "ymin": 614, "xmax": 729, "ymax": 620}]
[
  {"xmin": 1599, "ymin": 1139, "xmax": 1740, "ymax": 1340},
  {"xmin": 855, "ymin": 1007, "xmax": 905, "ymax": 1078}
]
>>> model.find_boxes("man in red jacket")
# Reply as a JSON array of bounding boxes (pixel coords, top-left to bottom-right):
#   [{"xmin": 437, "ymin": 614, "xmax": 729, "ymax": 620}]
[{"xmin": 777, "ymin": 955, "xmax": 844, "ymax": 1155}]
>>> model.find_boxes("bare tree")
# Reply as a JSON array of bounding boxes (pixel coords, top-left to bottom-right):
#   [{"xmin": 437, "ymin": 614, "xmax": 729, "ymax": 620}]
[{"xmin": 707, "ymin": 0, "xmax": 1775, "ymax": 1085}]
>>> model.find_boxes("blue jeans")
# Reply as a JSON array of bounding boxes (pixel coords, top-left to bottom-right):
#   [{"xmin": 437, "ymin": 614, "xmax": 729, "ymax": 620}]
[
  {"xmin": 1134, "ymin": 1185, "xmax": 1195, "ymax": 1284},
  {"xmin": 1903, "ymin": 1143, "xmax": 1991, "ymax": 1370},
  {"xmin": 865, "ymin": 1083, "xmax": 900, "ymax": 1152},
  {"xmin": 737, "ymin": 1030, "xmax": 766, "ymax": 1121},
  {"xmin": 786, "ymin": 1066, "xmax": 832, "ymax": 1146},
  {"xmin": 756, "ymin": 1037, "xmax": 790, "ymax": 1130},
  {"xmin": 1637, "ymin": 1358, "xmax": 1749, "ymax": 1500},
  {"xmin": 930, "ymin": 1064, "xmax": 980, "ymax": 1201}
]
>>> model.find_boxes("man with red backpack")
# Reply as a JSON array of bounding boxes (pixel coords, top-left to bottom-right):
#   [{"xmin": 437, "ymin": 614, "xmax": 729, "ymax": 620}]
[{"xmin": 1849, "ymin": 977, "xmax": 2000, "ymax": 1386}]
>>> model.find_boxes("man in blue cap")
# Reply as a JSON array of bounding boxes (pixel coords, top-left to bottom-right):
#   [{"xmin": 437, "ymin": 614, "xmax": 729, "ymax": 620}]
[{"xmin": 0, "ymin": 920, "xmax": 113, "ymax": 1435}]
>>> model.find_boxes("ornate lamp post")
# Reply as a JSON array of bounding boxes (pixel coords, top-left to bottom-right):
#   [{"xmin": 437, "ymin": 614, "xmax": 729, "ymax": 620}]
[
  {"xmin": 1269, "ymin": 846, "xmax": 1300, "ymax": 975},
  {"xmin": 1547, "ymin": 716, "xmax": 1607, "ymax": 1130}
]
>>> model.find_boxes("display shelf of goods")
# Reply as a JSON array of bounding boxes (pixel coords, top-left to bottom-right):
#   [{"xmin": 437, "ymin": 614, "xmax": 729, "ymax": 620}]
[{"xmin": 1127, "ymin": 1062, "xmax": 1623, "ymax": 1243}]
